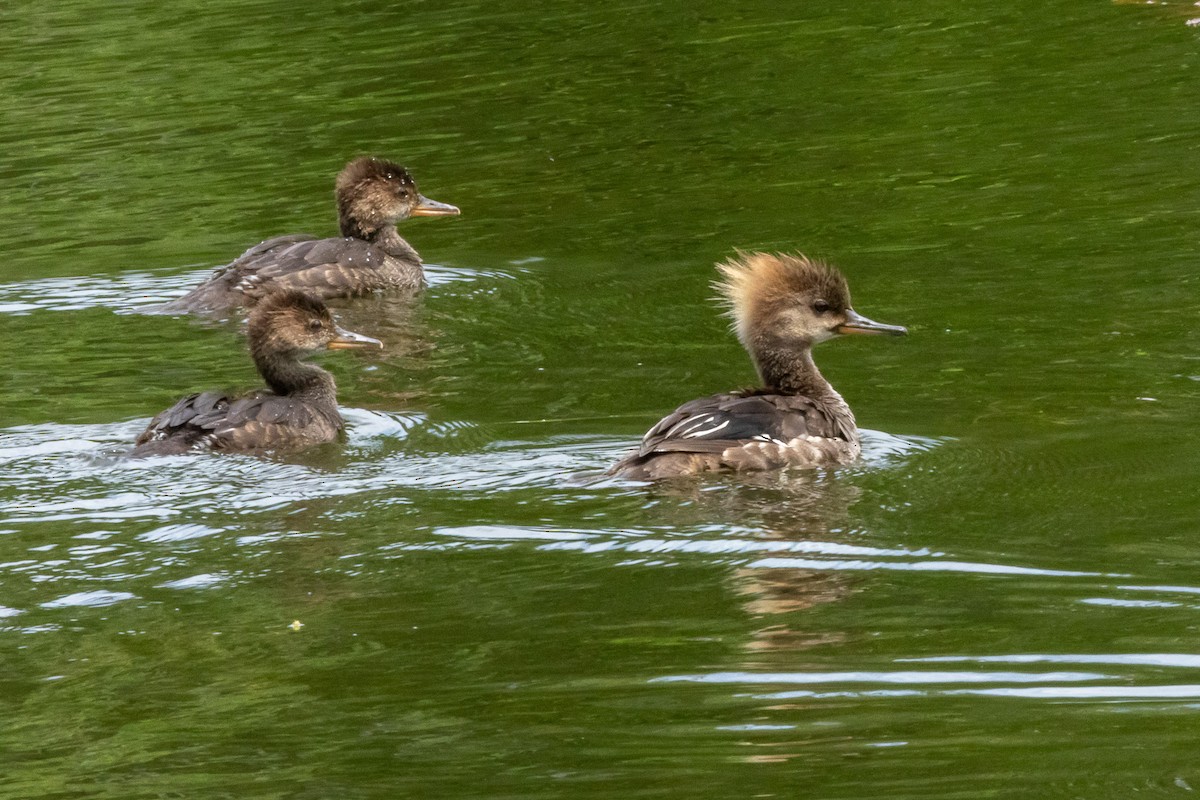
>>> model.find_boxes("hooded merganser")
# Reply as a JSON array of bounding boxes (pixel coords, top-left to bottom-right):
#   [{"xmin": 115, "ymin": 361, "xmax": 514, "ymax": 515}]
[
  {"xmin": 609, "ymin": 252, "xmax": 906, "ymax": 480},
  {"xmin": 131, "ymin": 290, "xmax": 382, "ymax": 456},
  {"xmin": 160, "ymin": 157, "xmax": 460, "ymax": 314}
]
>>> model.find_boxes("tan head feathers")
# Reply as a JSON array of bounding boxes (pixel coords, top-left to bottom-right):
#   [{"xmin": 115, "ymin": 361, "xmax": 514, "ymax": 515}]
[{"xmin": 714, "ymin": 252, "xmax": 851, "ymax": 342}]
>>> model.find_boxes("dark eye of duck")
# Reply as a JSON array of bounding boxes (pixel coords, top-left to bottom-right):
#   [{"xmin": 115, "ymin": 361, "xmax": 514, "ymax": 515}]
[
  {"xmin": 812, "ymin": 299, "xmax": 832, "ymax": 314},
  {"xmin": 307, "ymin": 318, "xmax": 323, "ymax": 332}
]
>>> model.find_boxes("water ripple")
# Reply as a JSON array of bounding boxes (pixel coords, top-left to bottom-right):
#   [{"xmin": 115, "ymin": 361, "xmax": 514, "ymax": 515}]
[
  {"xmin": 657, "ymin": 652, "xmax": 1200, "ymax": 705},
  {"xmin": 0, "ymin": 419, "xmax": 1101, "ymax": 606},
  {"xmin": 0, "ymin": 263, "xmax": 511, "ymax": 316},
  {"xmin": 137, "ymin": 523, "xmax": 225, "ymax": 543},
  {"xmin": 40, "ymin": 590, "xmax": 137, "ymax": 609},
  {"xmin": 747, "ymin": 556, "xmax": 1112, "ymax": 578},
  {"xmin": 156, "ymin": 573, "xmax": 228, "ymax": 590},
  {"xmin": 738, "ymin": 685, "xmax": 1200, "ymax": 701},
  {"xmin": 655, "ymin": 670, "xmax": 1111, "ymax": 685},
  {"xmin": 902, "ymin": 653, "xmax": 1200, "ymax": 669},
  {"xmin": 0, "ymin": 421, "xmax": 937, "ymax": 528}
]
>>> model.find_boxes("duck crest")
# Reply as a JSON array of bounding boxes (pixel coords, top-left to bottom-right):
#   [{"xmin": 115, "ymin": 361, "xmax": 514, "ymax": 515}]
[
  {"xmin": 714, "ymin": 252, "xmax": 849, "ymax": 346},
  {"xmin": 336, "ymin": 156, "xmax": 415, "ymax": 193},
  {"xmin": 333, "ymin": 155, "xmax": 417, "ymax": 206}
]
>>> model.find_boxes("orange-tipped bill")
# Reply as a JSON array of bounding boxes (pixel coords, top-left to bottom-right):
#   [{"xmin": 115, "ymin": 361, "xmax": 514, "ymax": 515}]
[
  {"xmin": 836, "ymin": 309, "xmax": 907, "ymax": 336},
  {"xmin": 411, "ymin": 194, "xmax": 461, "ymax": 217},
  {"xmin": 327, "ymin": 327, "xmax": 384, "ymax": 350}
]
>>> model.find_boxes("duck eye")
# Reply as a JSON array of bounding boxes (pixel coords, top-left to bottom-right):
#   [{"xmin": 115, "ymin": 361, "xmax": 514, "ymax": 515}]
[
  {"xmin": 812, "ymin": 299, "xmax": 831, "ymax": 313},
  {"xmin": 308, "ymin": 319, "xmax": 323, "ymax": 332}
]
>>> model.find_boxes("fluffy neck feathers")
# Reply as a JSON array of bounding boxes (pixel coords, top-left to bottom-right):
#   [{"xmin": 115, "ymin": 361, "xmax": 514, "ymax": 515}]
[
  {"xmin": 251, "ymin": 343, "xmax": 337, "ymax": 404},
  {"xmin": 749, "ymin": 336, "xmax": 836, "ymax": 399}
]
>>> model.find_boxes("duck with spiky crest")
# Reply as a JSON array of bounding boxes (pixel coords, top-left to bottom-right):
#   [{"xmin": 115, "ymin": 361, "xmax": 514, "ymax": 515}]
[
  {"xmin": 161, "ymin": 157, "xmax": 460, "ymax": 314},
  {"xmin": 610, "ymin": 252, "xmax": 906, "ymax": 480},
  {"xmin": 132, "ymin": 291, "xmax": 382, "ymax": 456}
]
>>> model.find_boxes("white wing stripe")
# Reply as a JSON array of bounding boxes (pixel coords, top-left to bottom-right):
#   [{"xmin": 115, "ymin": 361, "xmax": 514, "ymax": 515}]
[
  {"xmin": 753, "ymin": 433, "xmax": 788, "ymax": 445},
  {"xmin": 667, "ymin": 414, "xmax": 715, "ymax": 437},
  {"xmin": 681, "ymin": 419, "xmax": 731, "ymax": 439}
]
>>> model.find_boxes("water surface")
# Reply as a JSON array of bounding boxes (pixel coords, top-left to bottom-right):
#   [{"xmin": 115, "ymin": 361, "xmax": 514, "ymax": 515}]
[{"xmin": 1, "ymin": 1, "xmax": 1199, "ymax": 798}]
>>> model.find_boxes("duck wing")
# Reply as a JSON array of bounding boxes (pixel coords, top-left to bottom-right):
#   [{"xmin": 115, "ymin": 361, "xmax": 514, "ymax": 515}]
[
  {"xmin": 636, "ymin": 392, "xmax": 847, "ymax": 453},
  {"xmin": 231, "ymin": 233, "xmax": 319, "ymax": 264},
  {"xmin": 132, "ymin": 390, "xmax": 236, "ymax": 454},
  {"xmin": 209, "ymin": 394, "xmax": 341, "ymax": 451},
  {"xmin": 157, "ymin": 234, "xmax": 316, "ymax": 314},
  {"xmin": 611, "ymin": 391, "xmax": 857, "ymax": 479},
  {"xmin": 231, "ymin": 236, "xmax": 421, "ymax": 301},
  {"xmin": 132, "ymin": 390, "xmax": 341, "ymax": 455},
  {"xmin": 160, "ymin": 232, "xmax": 423, "ymax": 313}
]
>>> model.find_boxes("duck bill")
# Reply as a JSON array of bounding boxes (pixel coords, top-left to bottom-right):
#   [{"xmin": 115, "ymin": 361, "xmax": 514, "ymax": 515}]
[
  {"xmin": 327, "ymin": 327, "xmax": 384, "ymax": 350},
  {"xmin": 410, "ymin": 194, "xmax": 461, "ymax": 217},
  {"xmin": 836, "ymin": 309, "xmax": 907, "ymax": 336}
]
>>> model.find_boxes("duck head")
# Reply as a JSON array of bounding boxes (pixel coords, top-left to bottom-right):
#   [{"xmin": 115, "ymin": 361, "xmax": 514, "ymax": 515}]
[{"xmin": 335, "ymin": 156, "xmax": 459, "ymax": 238}]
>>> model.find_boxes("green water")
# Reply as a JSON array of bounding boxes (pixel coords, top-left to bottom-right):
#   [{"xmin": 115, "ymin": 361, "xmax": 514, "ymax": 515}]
[{"xmin": 2, "ymin": 1, "xmax": 1199, "ymax": 797}]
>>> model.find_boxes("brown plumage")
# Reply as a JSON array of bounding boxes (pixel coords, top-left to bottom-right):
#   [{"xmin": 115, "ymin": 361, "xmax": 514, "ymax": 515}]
[
  {"xmin": 131, "ymin": 291, "xmax": 383, "ymax": 456},
  {"xmin": 160, "ymin": 157, "xmax": 459, "ymax": 314},
  {"xmin": 610, "ymin": 252, "xmax": 906, "ymax": 480}
]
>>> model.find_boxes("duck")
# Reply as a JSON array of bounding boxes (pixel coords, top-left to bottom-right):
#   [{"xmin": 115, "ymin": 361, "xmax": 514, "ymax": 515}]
[
  {"xmin": 131, "ymin": 290, "xmax": 382, "ymax": 456},
  {"xmin": 609, "ymin": 252, "xmax": 906, "ymax": 480},
  {"xmin": 160, "ymin": 157, "xmax": 460, "ymax": 314}
]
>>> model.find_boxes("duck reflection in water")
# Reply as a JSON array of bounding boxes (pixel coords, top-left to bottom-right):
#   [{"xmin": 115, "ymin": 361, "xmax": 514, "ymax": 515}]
[
  {"xmin": 160, "ymin": 157, "xmax": 460, "ymax": 315},
  {"xmin": 131, "ymin": 291, "xmax": 382, "ymax": 456},
  {"xmin": 638, "ymin": 469, "xmax": 865, "ymax": 653},
  {"xmin": 610, "ymin": 252, "xmax": 906, "ymax": 480}
]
